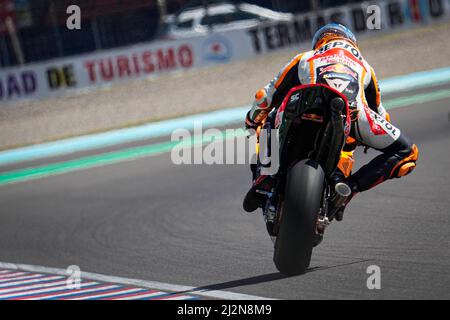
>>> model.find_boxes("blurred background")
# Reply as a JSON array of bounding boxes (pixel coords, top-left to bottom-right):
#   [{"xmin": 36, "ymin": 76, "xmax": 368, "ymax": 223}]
[
  {"xmin": 0, "ymin": 0, "xmax": 449, "ymax": 301},
  {"xmin": 1, "ymin": 0, "xmax": 449, "ymax": 149},
  {"xmin": 0, "ymin": 0, "xmax": 374, "ymax": 68}
]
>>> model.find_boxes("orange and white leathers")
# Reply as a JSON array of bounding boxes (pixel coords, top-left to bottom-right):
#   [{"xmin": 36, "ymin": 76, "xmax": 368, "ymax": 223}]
[{"xmin": 246, "ymin": 39, "xmax": 418, "ymax": 191}]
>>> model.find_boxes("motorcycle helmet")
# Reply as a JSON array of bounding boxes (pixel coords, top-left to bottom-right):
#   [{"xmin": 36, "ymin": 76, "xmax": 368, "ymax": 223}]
[{"xmin": 312, "ymin": 23, "xmax": 357, "ymax": 50}]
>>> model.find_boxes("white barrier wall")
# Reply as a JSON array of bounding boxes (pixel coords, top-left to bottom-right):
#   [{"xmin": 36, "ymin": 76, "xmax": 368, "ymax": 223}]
[{"xmin": 1, "ymin": 0, "xmax": 449, "ymax": 105}]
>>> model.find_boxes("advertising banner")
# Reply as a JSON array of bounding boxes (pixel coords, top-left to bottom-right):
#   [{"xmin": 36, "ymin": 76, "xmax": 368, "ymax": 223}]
[
  {"xmin": 244, "ymin": 0, "xmax": 450, "ymax": 54},
  {"xmin": 1, "ymin": 0, "xmax": 449, "ymax": 105}
]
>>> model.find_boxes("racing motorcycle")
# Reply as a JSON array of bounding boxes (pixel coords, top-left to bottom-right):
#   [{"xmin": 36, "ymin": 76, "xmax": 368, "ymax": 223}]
[{"xmin": 254, "ymin": 83, "xmax": 352, "ymax": 275}]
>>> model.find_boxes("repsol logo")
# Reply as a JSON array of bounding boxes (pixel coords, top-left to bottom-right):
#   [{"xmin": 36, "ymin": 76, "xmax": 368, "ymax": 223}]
[
  {"xmin": 373, "ymin": 112, "xmax": 398, "ymax": 137},
  {"xmin": 314, "ymin": 41, "xmax": 363, "ymax": 61}
]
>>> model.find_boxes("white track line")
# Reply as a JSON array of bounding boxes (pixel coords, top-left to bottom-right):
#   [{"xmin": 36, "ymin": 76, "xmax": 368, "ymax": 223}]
[
  {"xmin": 0, "ymin": 276, "xmax": 63, "ymax": 288},
  {"xmin": 28, "ymin": 285, "xmax": 119, "ymax": 300},
  {"xmin": 0, "ymin": 273, "xmax": 44, "ymax": 283},
  {"xmin": 164, "ymin": 295, "xmax": 198, "ymax": 300},
  {"xmin": 0, "ymin": 281, "xmax": 99, "ymax": 299},
  {"xmin": 0, "ymin": 261, "xmax": 274, "ymax": 300},
  {"xmin": 112, "ymin": 291, "xmax": 166, "ymax": 300},
  {"xmin": 0, "ymin": 272, "xmax": 26, "ymax": 279},
  {"xmin": 66, "ymin": 288, "xmax": 144, "ymax": 300},
  {"xmin": 0, "ymin": 280, "xmax": 68, "ymax": 294}
]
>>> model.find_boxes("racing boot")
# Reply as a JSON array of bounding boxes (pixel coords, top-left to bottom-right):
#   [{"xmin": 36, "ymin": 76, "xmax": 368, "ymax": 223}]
[{"xmin": 243, "ymin": 174, "xmax": 276, "ymax": 213}]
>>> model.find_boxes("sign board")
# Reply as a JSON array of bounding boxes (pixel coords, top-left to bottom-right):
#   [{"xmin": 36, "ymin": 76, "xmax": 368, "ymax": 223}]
[{"xmin": 1, "ymin": 0, "xmax": 449, "ymax": 105}]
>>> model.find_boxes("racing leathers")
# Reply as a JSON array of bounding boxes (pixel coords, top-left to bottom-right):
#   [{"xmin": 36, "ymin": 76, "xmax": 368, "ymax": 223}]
[{"xmin": 245, "ymin": 39, "xmax": 418, "ymax": 211}]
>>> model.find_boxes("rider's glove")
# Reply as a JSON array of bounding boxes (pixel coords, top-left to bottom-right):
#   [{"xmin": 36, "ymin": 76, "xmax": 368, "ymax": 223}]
[
  {"xmin": 245, "ymin": 111, "xmax": 260, "ymax": 131},
  {"xmin": 245, "ymin": 88, "xmax": 271, "ymax": 131}
]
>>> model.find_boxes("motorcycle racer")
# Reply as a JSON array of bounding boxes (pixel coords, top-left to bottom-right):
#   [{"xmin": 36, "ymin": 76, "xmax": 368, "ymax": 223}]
[{"xmin": 243, "ymin": 23, "xmax": 419, "ymax": 219}]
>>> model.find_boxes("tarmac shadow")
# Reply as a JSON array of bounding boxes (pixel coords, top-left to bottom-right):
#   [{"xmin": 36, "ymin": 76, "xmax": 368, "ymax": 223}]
[{"xmin": 175, "ymin": 258, "xmax": 373, "ymax": 295}]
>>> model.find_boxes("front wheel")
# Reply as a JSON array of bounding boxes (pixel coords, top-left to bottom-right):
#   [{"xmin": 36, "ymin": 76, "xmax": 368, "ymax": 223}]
[{"xmin": 273, "ymin": 159, "xmax": 325, "ymax": 275}]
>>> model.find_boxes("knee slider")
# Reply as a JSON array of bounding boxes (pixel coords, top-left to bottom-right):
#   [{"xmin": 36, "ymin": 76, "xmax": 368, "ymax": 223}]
[
  {"xmin": 397, "ymin": 162, "xmax": 416, "ymax": 177},
  {"xmin": 391, "ymin": 144, "xmax": 419, "ymax": 178}
]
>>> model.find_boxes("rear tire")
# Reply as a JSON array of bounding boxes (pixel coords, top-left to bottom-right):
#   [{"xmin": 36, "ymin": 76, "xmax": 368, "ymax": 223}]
[{"xmin": 273, "ymin": 159, "xmax": 325, "ymax": 275}]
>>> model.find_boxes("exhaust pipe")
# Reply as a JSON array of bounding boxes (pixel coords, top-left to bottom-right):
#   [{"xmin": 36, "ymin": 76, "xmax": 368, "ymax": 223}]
[{"xmin": 328, "ymin": 182, "xmax": 352, "ymax": 219}]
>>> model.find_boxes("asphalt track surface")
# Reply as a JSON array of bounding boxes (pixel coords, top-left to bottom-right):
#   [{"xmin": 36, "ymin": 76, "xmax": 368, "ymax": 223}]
[{"xmin": 0, "ymin": 88, "xmax": 449, "ymax": 299}]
